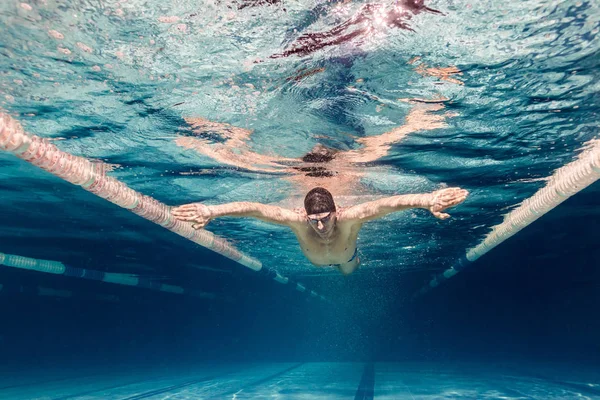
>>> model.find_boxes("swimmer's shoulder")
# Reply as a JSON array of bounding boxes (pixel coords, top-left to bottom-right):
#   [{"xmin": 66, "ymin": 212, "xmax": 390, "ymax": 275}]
[
  {"xmin": 336, "ymin": 206, "xmax": 354, "ymax": 224},
  {"xmin": 289, "ymin": 207, "xmax": 309, "ymax": 229},
  {"xmin": 336, "ymin": 206, "xmax": 364, "ymax": 229}
]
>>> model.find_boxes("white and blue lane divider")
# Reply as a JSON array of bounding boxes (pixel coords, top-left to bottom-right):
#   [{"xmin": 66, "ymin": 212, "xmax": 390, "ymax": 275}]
[
  {"xmin": 0, "ymin": 281, "xmax": 120, "ymax": 302},
  {"xmin": 0, "ymin": 251, "xmax": 217, "ymax": 300},
  {"xmin": 416, "ymin": 138, "xmax": 600, "ymax": 298},
  {"xmin": 0, "ymin": 113, "xmax": 327, "ymax": 302}
]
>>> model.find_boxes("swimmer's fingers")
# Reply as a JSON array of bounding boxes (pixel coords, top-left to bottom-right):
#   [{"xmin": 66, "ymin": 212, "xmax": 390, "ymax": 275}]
[
  {"xmin": 449, "ymin": 188, "xmax": 469, "ymax": 205},
  {"xmin": 429, "ymin": 188, "xmax": 468, "ymax": 219},
  {"xmin": 172, "ymin": 203, "xmax": 211, "ymax": 219},
  {"xmin": 176, "ymin": 215, "xmax": 198, "ymax": 222},
  {"xmin": 172, "ymin": 204, "xmax": 198, "ymax": 214},
  {"xmin": 172, "ymin": 210, "xmax": 199, "ymax": 220},
  {"xmin": 172, "ymin": 204, "xmax": 212, "ymax": 229},
  {"xmin": 432, "ymin": 211, "xmax": 450, "ymax": 220},
  {"xmin": 432, "ymin": 188, "xmax": 469, "ymax": 211},
  {"xmin": 172, "ymin": 212, "xmax": 200, "ymax": 222}
]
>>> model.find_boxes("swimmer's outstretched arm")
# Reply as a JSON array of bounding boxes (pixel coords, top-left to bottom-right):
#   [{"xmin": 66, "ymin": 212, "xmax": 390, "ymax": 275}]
[
  {"xmin": 340, "ymin": 187, "xmax": 468, "ymax": 223},
  {"xmin": 172, "ymin": 202, "xmax": 304, "ymax": 229}
]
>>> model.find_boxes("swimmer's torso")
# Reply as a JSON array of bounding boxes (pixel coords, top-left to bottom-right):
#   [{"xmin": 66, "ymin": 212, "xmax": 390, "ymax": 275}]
[{"xmin": 291, "ymin": 214, "xmax": 361, "ymax": 274}]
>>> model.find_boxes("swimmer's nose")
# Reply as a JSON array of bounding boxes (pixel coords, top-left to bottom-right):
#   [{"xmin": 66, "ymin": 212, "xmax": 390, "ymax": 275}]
[{"xmin": 317, "ymin": 221, "xmax": 324, "ymax": 230}]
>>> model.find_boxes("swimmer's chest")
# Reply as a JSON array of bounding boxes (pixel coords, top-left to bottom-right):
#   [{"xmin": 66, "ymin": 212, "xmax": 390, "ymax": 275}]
[{"xmin": 294, "ymin": 225, "xmax": 358, "ymax": 264}]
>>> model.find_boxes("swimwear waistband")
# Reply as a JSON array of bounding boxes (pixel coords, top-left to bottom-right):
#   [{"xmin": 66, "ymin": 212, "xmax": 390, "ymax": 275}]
[
  {"xmin": 330, "ymin": 247, "xmax": 358, "ymax": 267},
  {"xmin": 347, "ymin": 247, "xmax": 358, "ymax": 263}
]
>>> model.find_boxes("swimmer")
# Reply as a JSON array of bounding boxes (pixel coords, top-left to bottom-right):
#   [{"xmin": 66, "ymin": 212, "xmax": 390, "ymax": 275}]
[{"xmin": 172, "ymin": 186, "xmax": 468, "ymax": 275}]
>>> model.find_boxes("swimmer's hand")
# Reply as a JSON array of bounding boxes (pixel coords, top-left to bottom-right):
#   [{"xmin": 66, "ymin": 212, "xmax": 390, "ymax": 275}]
[
  {"xmin": 429, "ymin": 187, "xmax": 469, "ymax": 220},
  {"xmin": 172, "ymin": 203, "xmax": 213, "ymax": 229}
]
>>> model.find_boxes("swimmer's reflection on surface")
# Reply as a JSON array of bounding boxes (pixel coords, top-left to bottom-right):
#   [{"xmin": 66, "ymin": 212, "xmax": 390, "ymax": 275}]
[{"xmin": 176, "ymin": 100, "xmax": 451, "ymax": 196}]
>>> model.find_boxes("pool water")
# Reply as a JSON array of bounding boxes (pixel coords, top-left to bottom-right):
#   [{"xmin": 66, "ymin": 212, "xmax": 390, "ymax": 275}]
[{"xmin": 0, "ymin": 0, "xmax": 599, "ymax": 398}]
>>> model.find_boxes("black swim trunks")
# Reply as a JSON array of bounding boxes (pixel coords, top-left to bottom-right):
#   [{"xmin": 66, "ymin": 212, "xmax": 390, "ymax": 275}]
[{"xmin": 330, "ymin": 247, "xmax": 359, "ymax": 267}]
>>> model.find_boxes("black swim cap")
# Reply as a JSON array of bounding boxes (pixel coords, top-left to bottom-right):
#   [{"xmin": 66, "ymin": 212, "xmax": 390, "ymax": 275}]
[{"xmin": 304, "ymin": 187, "xmax": 336, "ymax": 214}]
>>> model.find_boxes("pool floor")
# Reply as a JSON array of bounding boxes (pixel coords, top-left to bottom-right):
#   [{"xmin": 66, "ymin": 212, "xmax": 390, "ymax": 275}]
[{"xmin": 1, "ymin": 361, "xmax": 598, "ymax": 399}]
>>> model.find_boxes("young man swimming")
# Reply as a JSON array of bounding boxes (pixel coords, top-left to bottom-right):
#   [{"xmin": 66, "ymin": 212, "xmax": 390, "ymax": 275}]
[{"xmin": 172, "ymin": 187, "xmax": 468, "ymax": 275}]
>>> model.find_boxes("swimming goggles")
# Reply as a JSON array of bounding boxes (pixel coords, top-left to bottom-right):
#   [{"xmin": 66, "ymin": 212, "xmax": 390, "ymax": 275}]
[{"xmin": 308, "ymin": 212, "xmax": 333, "ymax": 224}]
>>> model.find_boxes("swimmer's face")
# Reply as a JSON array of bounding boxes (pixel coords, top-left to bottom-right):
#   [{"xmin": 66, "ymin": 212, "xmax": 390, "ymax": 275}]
[{"xmin": 307, "ymin": 211, "xmax": 337, "ymax": 236}]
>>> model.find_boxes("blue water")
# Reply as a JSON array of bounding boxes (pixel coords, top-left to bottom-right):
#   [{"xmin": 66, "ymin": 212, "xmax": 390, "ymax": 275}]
[{"xmin": 1, "ymin": 0, "xmax": 599, "ymax": 398}]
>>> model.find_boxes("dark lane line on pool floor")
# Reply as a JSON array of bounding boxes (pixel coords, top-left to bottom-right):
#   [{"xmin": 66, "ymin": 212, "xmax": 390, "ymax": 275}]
[{"xmin": 354, "ymin": 362, "xmax": 375, "ymax": 400}]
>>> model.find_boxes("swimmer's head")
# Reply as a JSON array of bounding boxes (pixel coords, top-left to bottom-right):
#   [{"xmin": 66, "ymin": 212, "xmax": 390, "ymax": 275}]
[
  {"xmin": 305, "ymin": 187, "xmax": 337, "ymax": 236},
  {"xmin": 304, "ymin": 187, "xmax": 336, "ymax": 214}
]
